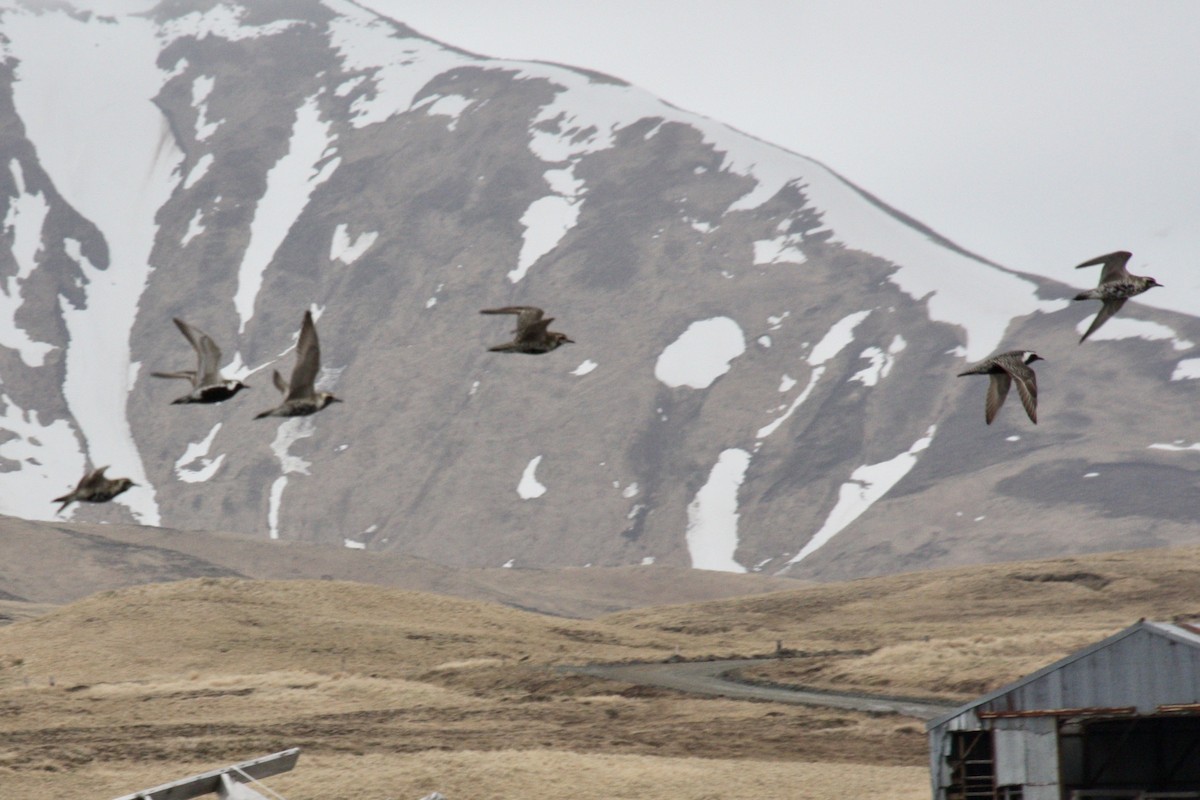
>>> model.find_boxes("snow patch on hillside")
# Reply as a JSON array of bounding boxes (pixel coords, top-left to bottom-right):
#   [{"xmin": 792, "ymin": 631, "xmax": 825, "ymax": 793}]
[
  {"xmin": 783, "ymin": 425, "xmax": 937, "ymax": 570},
  {"xmin": 753, "ymin": 233, "xmax": 806, "ymax": 265},
  {"xmin": 1075, "ymin": 316, "xmax": 1194, "ymax": 350},
  {"xmin": 191, "ymin": 74, "xmax": 222, "ymax": 141},
  {"xmin": 0, "ymin": 393, "xmax": 86, "ymax": 520},
  {"xmin": 235, "ymin": 95, "xmax": 339, "ymax": 332},
  {"xmin": 686, "ymin": 448, "xmax": 750, "ymax": 573},
  {"xmin": 850, "ymin": 334, "xmax": 907, "ymax": 387},
  {"xmin": 655, "ymin": 317, "xmax": 745, "ymax": 389},
  {"xmin": 0, "ymin": 160, "xmax": 56, "ymax": 367},
  {"xmin": 325, "ymin": 1, "xmax": 476, "ymax": 128},
  {"xmin": 1171, "ymin": 358, "xmax": 1200, "ymax": 381},
  {"xmin": 415, "ymin": 93, "xmax": 474, "ymax": 129},
  {"xmin": 6, "ymin": 7, "xmax": 183, "ymax": 525},
  {"xmin": 173, "ymin": 423, "xmax": 226, "ymax": 483},
  {"xmin": 518, "ymin": 455, "xmax": 547, "ymax": 499},
  {"xmin": 266, "ymin": 417, "xmax": 316, "ymax": 540},
  {"xmin": 330, "ymin": 223, "xmax": 378, "ymax": 265},
  {"xmin": 809, "ymin": 310, "xmax": 871, "ymax": 365}
]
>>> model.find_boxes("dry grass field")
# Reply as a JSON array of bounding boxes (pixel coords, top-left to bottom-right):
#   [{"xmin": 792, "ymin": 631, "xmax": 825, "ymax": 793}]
[{"xmin": 2, "ymin": 543, "xmax": 1199, "ymax": 799}]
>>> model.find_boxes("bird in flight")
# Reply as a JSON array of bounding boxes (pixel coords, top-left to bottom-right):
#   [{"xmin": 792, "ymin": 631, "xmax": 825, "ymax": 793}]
[
  {"xmin": 480, "ymin": 306, "xmax": 574, "ymax": 354},
  {"xmin": 53, "ymin": 466, "xmax": 135, "ymax": 513},
  {"xmin": 255, "ymin": 310, "xmax": 342, "ymax": 419},
  {"xmin": 957, "ymin": 350, "xmax": 1044, "ymax": 425},
  {"xmin": 152, "ymin": 318, "xmax": 249, "ymax": 404},
  {"xmin": 1073, "ymin": 250, "xmax": 1162, "ymax": 342}
]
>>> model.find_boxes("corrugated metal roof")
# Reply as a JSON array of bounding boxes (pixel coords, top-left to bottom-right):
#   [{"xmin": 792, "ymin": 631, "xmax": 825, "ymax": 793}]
[{"xmin": 926, "ymin": 620, "xmax": 1200, "ymax": 730}]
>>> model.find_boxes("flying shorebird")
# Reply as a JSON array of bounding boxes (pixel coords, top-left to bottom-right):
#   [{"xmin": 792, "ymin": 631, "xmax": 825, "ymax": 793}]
[
  {"xmin": 254, "ymin": 310, "xmax": 342, "ymax": 419},
  {"xmin": 152, "ymin": 318, "xmax": 249, "ymax": 404},
  {"xmin": 480, "ymin": 306, "xmax": 574, "ymax": 354},
  {"xmin": 957, "ymin": 350, "xmax": 1044, "ymax": 425},
  {"xmin": 1073, "ymin": 250, "xmax": 1162, "ymax": 343},
  {"xmin": 53, "ymin": 466, "xmax": 135, "ymax": 513}
]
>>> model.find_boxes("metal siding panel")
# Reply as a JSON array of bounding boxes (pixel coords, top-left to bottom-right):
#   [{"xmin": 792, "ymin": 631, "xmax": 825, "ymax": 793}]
[{"xmin": 993, "ymin": 728, "xmax": 1025, "ymax": 785}]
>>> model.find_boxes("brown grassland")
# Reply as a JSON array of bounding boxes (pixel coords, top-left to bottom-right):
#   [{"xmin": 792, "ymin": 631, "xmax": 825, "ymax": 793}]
[{"xmin": 2, "ymin": 543, "xmax": 1199, "ymax": 799}]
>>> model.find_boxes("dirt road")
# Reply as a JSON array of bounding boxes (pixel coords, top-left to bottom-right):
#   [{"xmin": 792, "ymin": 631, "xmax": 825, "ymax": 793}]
[{"xmin": 565, "ymin": 659, "xmax": 955, "ymax": 720}]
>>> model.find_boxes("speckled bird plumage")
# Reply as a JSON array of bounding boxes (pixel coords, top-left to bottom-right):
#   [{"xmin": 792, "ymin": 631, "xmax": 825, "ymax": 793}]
[
  {"xmin": 1073, "ymin": 250, "xmax": 1162, "ymax": 342},
  {"xmin": 254, "ymin": 310, "xmax": 342, "ymax": 419},
  {"xmin": 480, "ymin": 306, "xmax": 574, "ymax": 354},
  {"xmin": 957, "ymin": 350, "xmax": 1043, "ymax": 425},
  {"xmin": 53, "ymin": 466, "xmax": 135, "ymax": 513}
]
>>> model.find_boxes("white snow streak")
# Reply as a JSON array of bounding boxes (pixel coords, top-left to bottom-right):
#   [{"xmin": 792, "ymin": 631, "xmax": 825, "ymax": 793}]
[
  {"xmin": 181, "ymin": 208, "xmax": 205, "ymax": 247},
  {"xmin": 191, "ymin": 74, "xmax": 222, "ymax": 141},
  {"xmin": 1148, "ymin": 441, "xmax": 1200, "ymax": 453},
  {"xmin": 173, "ymin": 422, "xmax": 225, "ymax": 483},
  {"xmin": 266, "ymin": 417, "xmax": 315, "ymax": 540},
  {"xmin": 850, "ymin": 334, "xmax": 907, "ymax": 387},
  {"xmin": 183, "ymin": 152, "xmax": 213, "ymax": 189},
  {"xmin": 655, "ymin": 317, "xmax": 745, "ymax": 389},
  {"xmin": 0, "ymin": 393, "xmax": 86, "ymax": 520},
  {"xmin": 329, "ymin": 223, "xmax": 378, "ymax": 265},
  {"xmin": 685, "ymin": 448, "xmax": 750, "ymax": 573},
  {"xmin": 784, "ymin": 426, "xmax": 937, "ymax": 568},
  {"xmin": 518, "ymin": 455, "xmax": 547, "ymax": 499},
  {"xmin": 510, "ymin": 194, "xmax": 579, "ymax": 282},
  {"xmin": 753, "ymin": 234, "xmax": 806, "ymax": 265},
  {"xmin": 6, "ymin": 8, "xmax": 185, "ymax": 525},
  {"xmin": 1074, "ymin": 316, "xmax": 1193, "ymax": 350},
  {"xmin": 235, "ymin": 95, "xmax": 339, "ymax": 332},
  {"xmin": 0, "ymin": 160, "xmax": 56, "ymax": 366},
  {"xmin": 416, "ymin": 93, "xmax": 474, "ymax": 129},
  {"xmin": 808, "ymin": 310, "xmax": 871, "ymax": 366},
  {"xmin": 756, "ymin": 368, "xmax": 823, "ymax": 439},
  {"xmin": 570, "ymin": 359, "xmax": 598, "ymax": 376},
  {"xmin": 1171, "ymin": 358, "xmax": 1200, "ymax": 381}
]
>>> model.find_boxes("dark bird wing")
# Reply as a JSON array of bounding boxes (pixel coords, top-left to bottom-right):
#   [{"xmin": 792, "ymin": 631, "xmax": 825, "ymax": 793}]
[
  {"xmin": 81, "ymin": 466, "xmax": 110, "ymax": 490},
  {"xmin": 1076, "ymin": 251, "xmax": 1132, "ymax": 285},
  {"xmin": 285, "ymin": 311, "xmax": 320, "ymax": 402},
  {"xmin": 1079, "ymin": 298, "xmax": 1127, "ymax": 342},
  {"xmin": 480, "ymin": 306, "xmax": 545, "ymax": 334},
  {"xmin": 272, "ymin": 369, "xmax": 289, "ymax": 395},
  {"xmin": 985, "ymin": 373, "xmax": 1011, "ymax": 425},
  {"xmin": 518, "ymin": 316, "xmax": 554, "ymax": 344},
  {"xmin": 1001, "ymin": 362, "xmax": 1038, "ymax": 424}
]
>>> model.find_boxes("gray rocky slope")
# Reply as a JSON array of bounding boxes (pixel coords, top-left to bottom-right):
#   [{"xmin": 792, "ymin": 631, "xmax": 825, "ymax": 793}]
[{"xmin": 0, "ymin": 1, "xmax": 1196, "ymax": 582}]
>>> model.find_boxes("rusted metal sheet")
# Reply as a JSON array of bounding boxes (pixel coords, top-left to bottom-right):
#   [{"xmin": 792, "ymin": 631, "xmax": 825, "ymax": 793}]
[{"xmin": 979, "ymin": 706, "xmax": 1136, "ymax": 719}]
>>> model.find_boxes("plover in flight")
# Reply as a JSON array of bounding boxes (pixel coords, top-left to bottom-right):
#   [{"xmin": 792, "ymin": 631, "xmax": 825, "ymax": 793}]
[
  {"xmin": 254, "ymin": 310, "xmax": 342, "ymax": 419},
  {"xmin": 1073, "ymin": 250, "xmax": 1162, "ymax": 342},
  {"xmin": 53, "ymin": 466, "xmax": 135, "ymax": 513},
  {"xmin": 480, "ymin": 306, "xmax": 574, "ymax": 354},
  {"xmin": 152, "ymin": 318, "xmax": 249, "ymax": 404},
  {"xmin": 957, "ymin": 350, "xmax": 1044, "ymax": 425}
]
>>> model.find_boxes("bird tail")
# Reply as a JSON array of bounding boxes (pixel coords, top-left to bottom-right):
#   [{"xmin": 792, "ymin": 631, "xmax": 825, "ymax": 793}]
[{"xmin": 53, "ymin": 494, "xmax": 73, "ymax": 513}]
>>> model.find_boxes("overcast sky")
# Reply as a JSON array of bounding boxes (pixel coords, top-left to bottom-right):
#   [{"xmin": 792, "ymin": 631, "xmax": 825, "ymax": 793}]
[{"xmin": 363, "ymin": 1, "xmax": 1200, "ymax": 318}]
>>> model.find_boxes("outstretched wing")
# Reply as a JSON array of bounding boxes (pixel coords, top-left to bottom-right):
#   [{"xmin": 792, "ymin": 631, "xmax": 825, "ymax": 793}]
[
  {"xmin": 151, "ymin": 370, "xmax": 197, "ymax": 383},
  {"xmin": 196, "ymin": 333, "xmax": 224, "ymax": 386},
  {"xmin": 481, "ymin": 306, "xmax": 545, "ymax": 335},
  {"xmin": 985, "ymin": 373, "xmax": 1011, "ymax": 425},
  {"xmin": 81, "ymin": 466, "xmax": 110, "ymax": 490},
  {"xmin": 286, "ymin": 311, "xmax": 320, "ymax": 402},
  {"xmin": 1079, "ymin": 298, "xmax": 1127, "ymax": 342},
  {"xmin": 1075, "ymin": 251, "xmax": 1132, "ymax": 285},
  {"xmin": 1002, "ymin": 363, "xmax": 1039, "ymax": 424}
]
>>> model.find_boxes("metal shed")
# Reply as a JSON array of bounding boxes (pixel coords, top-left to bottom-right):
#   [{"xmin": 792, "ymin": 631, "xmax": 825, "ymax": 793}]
[{"xmin": 927, "ymin": 620, "xmax": 1200, "ymax": 800}]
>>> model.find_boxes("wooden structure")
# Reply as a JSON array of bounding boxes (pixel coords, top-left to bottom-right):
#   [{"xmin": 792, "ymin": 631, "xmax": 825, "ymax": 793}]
[
  {"xmin": 927, "ymin": 621, "xmax": 1200, "ymax": 800},
  {"xmin": 112, "ymin": 748, "xmax": 299, "ymax": 800}
]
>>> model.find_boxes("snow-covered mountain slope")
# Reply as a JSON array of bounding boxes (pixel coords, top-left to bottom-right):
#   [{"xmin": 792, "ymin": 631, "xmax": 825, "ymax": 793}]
[{"xmin": 0, "ymin": 0, "xmax": 1197, "ymax": 581}]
